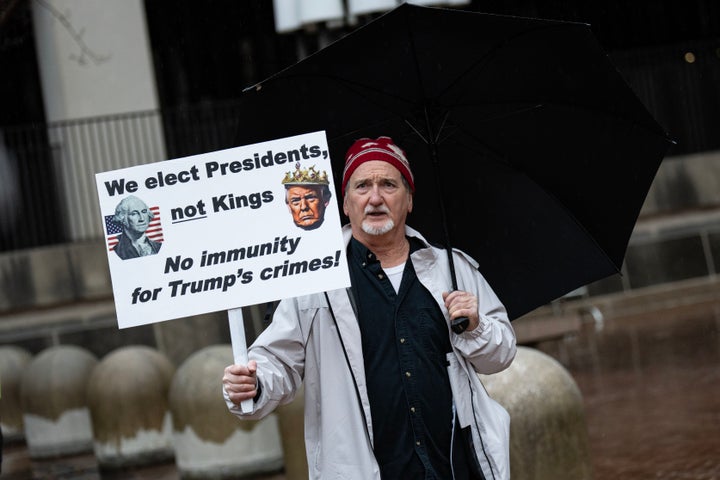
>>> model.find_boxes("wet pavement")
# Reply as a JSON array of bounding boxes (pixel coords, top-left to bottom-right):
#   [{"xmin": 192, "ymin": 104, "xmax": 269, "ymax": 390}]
[
  {"xmin": 2, "ymin": 296, "xmax": 719, "ymax": 479},
  {"xmin": 539, "ymin": 300, "xmax": 720, "ymax": 479}
]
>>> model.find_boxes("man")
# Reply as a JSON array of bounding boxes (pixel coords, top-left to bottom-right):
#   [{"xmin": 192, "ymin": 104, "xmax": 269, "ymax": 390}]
[
  {"xmin": 112, "ymin": 195, "xmax": 162, "ymax": 260},
  {"xmin": 282, "ymin": 163, "xmax": 332, "ymax": 231},
  {"xmin": 223, "ymin": 137, "xmax": 516, "ymax": 479}
]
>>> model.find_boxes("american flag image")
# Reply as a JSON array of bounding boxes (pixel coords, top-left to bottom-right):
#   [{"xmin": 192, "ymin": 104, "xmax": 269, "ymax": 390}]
[{"xmin": 105, "ymin": 206, "xmax": 164, "ymax": 252}]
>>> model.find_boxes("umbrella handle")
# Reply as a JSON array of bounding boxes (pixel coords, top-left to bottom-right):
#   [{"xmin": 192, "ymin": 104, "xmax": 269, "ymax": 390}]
[
  {"xmin": 446, "ymin": 253, "xmax": 469, "ymax": 334},
  {"xmin": 451, "ymin": 316, "xmax": 469, "ymax": 334}
]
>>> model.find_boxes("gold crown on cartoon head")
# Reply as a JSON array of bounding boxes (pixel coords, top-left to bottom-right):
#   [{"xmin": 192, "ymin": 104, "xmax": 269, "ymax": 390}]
[{"xmin": 282, "ymin": 163, "xmax": 330, "ymax": 186}]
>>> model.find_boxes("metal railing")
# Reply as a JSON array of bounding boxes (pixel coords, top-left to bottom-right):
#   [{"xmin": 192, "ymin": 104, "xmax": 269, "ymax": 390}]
[{"xmin": 1, "ymin": 101, "xmax": 244, "ymax": 252}]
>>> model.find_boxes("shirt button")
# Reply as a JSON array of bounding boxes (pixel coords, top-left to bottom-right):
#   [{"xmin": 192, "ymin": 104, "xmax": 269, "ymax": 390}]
[
  {"xmin": 378, "ymin": 273, "xmax": 384, "ymax": 280},
  {"xmin": 416, "ymin": 441, "xmax": 421, "ymax": 446},
  {"xmin": 410, "ymin": 407, "xmax": 416, "ymax": 413},
  {"xmin": 405, "ymin": 371, "xmax": 411, "ymax": 377},
  {"xmin": 400, "ymin": 338, "xmax": 405, "ymax": 343}
]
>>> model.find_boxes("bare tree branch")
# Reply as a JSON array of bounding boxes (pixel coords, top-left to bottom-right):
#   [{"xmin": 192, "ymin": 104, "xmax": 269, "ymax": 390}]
[{"xmin": 34, "ymin": 0, "xmax": 111, "ymax": 66}]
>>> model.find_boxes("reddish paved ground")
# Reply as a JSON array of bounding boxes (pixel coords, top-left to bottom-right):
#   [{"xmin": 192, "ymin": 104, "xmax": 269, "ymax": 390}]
[{"xmin": 544, "ymin": 302, "xmax": 720, "ymax": 479}]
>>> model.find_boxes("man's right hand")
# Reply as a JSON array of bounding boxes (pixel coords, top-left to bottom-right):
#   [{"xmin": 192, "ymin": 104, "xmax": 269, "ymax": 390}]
[{"xmin": 223, "ymin": 360, "xmax": 258, "ymax": 405}]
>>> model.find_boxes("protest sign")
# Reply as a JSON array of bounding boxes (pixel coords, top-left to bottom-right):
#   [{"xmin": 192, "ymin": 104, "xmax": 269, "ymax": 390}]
[{"xmin": 95, "ymin": 131, "xmax": 350, "ymax": 329}]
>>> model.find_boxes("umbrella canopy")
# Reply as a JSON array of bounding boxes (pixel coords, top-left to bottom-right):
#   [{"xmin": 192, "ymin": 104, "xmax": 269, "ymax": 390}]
[{"xmin": 233, "ymin": 3, "xmax": 674, "ymax": 320}]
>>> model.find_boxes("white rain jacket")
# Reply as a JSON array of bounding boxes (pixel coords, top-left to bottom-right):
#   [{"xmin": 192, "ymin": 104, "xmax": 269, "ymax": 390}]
[{"xmin": 226, "ymin": 225, "xmax": 516, "ymax": 479}]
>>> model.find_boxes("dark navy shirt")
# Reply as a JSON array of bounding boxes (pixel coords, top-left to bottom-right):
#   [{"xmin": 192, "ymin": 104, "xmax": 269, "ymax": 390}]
[{"xmin": 348, "ymin": 236, "xmax": 457, "ymax": 479}]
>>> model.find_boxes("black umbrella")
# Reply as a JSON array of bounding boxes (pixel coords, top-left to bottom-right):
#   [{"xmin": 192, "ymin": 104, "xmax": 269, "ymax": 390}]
[{"xmin": 233, "ymin": 3, "xmax": 674, "ymax": 321}]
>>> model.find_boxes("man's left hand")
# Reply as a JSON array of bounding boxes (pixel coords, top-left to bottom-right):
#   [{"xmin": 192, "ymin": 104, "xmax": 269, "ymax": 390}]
[{"xmin": 442, "ymin": 290, "xmax": 480, "ymax": 332}]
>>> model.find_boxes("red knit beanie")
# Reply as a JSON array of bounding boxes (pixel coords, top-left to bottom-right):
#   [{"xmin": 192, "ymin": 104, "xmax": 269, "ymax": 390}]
[{"xmin": 342, "ymin": 136, "xmax": 415, "ymax": 195}]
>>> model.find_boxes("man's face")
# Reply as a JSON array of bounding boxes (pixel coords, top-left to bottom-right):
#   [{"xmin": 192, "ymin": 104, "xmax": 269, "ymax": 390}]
[
  {"xmin": 286, "ymin": 185, "xmax": 329, "ymax": 230},
  {"xmin": 124, "ymin": 198, "xmax": 151, "ymax": 235},
  {"xmin": 343, "ymin": 160, "xmax": 412, "ymax": 238}
]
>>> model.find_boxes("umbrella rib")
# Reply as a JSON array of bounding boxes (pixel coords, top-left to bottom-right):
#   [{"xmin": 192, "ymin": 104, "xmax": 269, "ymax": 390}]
[
  {"xmin": 402, "ymin": 110, "xmax": 449, "ymax": 145},
  {"xmin": 404, "ymin": 119, "xmax": 428, "ymax": 144}
]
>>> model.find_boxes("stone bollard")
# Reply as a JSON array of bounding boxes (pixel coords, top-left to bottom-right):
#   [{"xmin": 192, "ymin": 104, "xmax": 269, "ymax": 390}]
[
  {"xmin": 481, "ymin": 346, "xmax": 592, "ymax": 480},
  {"xmin": 0, "ymin": 345, "xmax": 33, "ymax": 442},
  {"xmin": 19, "ymin": 345, "xmax": 98, "ymax": 458},
  {"xmin": 169, "ymin": 345, "xmax": 283, "ymax": 479},
  {"xmin": 86, "ymin": 345, "xmax": 175, "ymax": 469}
]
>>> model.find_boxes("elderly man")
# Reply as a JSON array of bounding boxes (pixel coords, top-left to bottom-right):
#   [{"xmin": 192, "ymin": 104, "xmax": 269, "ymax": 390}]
[
  {"xmin": 112, "ymin": 195, "xmax": 162, "ymax": 260},
  {"xmin": 282, "ymin": 164, "xmax": 332, "ymax": 231},
  {"xmin": 223, "ymin": 137, "xmax": 516, "ymax": 480}
]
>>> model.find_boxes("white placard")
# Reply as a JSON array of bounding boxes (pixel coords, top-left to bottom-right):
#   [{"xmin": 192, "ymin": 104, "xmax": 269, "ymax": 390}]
[{"xmin": 95, "ymin": 131, "xmax": 350, "ymax": 328}]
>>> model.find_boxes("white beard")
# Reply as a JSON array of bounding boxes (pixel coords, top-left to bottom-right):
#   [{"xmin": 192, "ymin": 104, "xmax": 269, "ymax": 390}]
[{"xmin": 362, "ymin": 219, "xmax": 394, "ymax": 236}]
